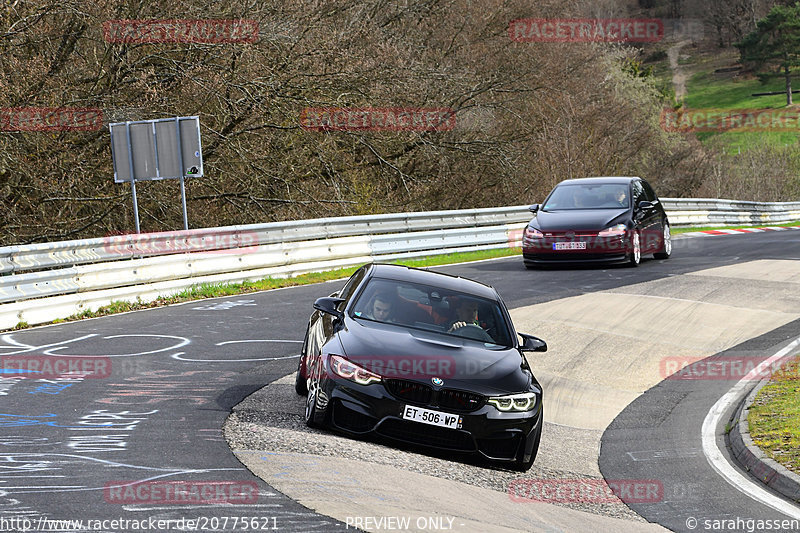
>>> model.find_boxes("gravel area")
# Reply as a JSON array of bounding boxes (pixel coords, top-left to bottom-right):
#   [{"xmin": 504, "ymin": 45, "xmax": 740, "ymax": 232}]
[{"xmin": 224, "ymin": 372, "xmax": 648, "ymax": 523}]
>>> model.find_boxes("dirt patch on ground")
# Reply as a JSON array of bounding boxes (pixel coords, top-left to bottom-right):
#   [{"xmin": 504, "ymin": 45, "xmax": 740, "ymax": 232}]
[{"xmin": 663, "ymin": 39, "xmax": 743, "ymax": 102}]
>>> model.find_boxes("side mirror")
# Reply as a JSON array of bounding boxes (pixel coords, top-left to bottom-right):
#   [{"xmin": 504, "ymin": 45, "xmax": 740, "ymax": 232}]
[
  {"xmin": 528, "ymin": 204, "xmax": 540, "ymax": 213},
  {"xmin": 519, "ymin": 333, "xmax": 547, "ymax": 353},
  {"xmin": 313, "ymin": 297, "xmax": 345, "ymax": 320},
  {"xmin": 638, "ymin": 201, "xmax": 654, "ymax": 211}
]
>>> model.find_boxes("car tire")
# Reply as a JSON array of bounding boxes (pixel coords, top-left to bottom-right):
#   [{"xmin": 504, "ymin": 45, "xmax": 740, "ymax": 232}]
[
  {"xmin": 512, "ymin": 414, "xmax": 542, "ymax": 472},
  {"xmin": 627, "ymin": 231, "xmax": 641, "ymax": 267},
  {"xmin": 295, "ymin": 325, "xmax": 310, "ymax": 395},
  {"xmin": 654, "ymin": 222, "xmax": 672, "ymax": 259},
  {"xmin": 524, "ymin": 262, "xmax": 539, "ymax": 270},
  {"xmin": 304, "ymin": 380, "xmax": 320, "ymax": 428}
]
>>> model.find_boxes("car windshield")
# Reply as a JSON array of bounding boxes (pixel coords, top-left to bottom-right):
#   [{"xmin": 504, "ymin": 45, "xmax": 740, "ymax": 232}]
[
  {"xmin": 542, "ymin": 183, "xmax": 630, "ymax": 210},
  {"xmin": 351, "ymin": 277, "xmax": 514, "ymax": 347}
]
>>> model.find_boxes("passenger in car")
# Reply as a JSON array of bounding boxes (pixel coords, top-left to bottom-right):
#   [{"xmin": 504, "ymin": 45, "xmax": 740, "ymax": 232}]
[{"xmin": 364, "ymin": 291, "xmax": 397, "ymax": 322}]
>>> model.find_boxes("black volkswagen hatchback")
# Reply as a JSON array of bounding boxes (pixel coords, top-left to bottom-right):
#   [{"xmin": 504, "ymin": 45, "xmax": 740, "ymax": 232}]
[
  {"xmin": 522, "ymin": 176, "xmax": 671, "ymax": 267},
  {"xmin": 295, "ymin": 263, "xmax": 547, "ymax": 471}
]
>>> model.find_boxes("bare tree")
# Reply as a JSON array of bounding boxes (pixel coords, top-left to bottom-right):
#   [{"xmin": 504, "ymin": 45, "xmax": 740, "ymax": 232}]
[{"xmin": 0, "ymin": 0, "xmax": 771, "ymax": 246}]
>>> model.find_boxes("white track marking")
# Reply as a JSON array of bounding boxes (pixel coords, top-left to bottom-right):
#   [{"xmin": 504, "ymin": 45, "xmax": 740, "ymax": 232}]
[
  {"xmin": 702, "ymin": 336, "xmax": 800, "ymax": 518},
  {"xmin": 170, "ymin": 352, "xmax": 300, "ymax": 363}
]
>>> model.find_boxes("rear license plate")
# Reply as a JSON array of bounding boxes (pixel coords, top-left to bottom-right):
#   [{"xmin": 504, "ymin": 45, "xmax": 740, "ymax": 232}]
[
  {"xmin": 402, "ymin": 405, "xmax": 461, "ymax": 429},
  {"xmin": 553, "ymin": 242, "xmax": 586, "ymax": 250}
]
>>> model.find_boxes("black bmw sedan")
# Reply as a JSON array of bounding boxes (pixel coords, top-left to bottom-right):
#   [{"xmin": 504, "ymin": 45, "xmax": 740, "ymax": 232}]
[
  {"xmin": 522, "ymin": 176, "xmax": 671, "ymax": 267},
  {"xmin": 295, "ymin": 263, "xmax": 547, "ymax": 471}
]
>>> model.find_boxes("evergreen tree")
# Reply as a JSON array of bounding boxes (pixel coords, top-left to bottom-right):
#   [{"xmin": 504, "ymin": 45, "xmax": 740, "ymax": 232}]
[{"xmin": 737, "ymin": 3, "xmax": 800, "ymax": 106}]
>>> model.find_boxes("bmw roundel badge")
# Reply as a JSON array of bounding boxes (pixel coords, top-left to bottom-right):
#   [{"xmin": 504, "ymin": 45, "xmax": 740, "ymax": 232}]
[{"xmin": 431, "ymin": 377, "xmax": 444, "ymax": 386}]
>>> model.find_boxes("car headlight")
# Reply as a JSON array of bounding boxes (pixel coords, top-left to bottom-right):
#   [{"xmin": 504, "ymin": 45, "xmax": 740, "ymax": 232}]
[
  {"xmin": 488, "ymin": 392, "xmax": 538, "ymax": 412},
  {"xmin": 523, "ymin": 226, "xmax": 544, "ymax": 239},
  {"xmin": 329, "ymin": 355, "xmax": 381, "ymax": 385},
  {"xmin": 598, "ymin": 224, "xmax": 627, "ymax": 237}
]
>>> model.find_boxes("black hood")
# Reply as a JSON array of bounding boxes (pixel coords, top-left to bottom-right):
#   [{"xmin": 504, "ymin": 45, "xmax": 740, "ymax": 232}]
[
  {"xmin": 531, "ymin": 208, "xmax": 628, "ymax": 232},
  {"xmin": 336, "ymin": 319, "xmax": 530, "ymax": 395}
]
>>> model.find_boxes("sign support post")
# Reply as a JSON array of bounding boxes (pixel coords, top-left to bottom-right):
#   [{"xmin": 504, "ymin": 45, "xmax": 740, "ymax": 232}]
[
  {"xmin": 124, "ymin": 122, "xmax": 141, "ymax": 233},
  {"xmin": 175, "ymin": 117, "xmax": 189, "ymax": 231}
]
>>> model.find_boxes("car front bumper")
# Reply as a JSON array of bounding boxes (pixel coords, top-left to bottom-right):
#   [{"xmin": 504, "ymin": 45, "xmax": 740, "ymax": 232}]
[
  {"xmin": 522, "ymin": 233, "xmax": 631, "ymax": 264},
  {"xmin": 320, "ymin": 379, "xmax": 542, "ymax": 463}
]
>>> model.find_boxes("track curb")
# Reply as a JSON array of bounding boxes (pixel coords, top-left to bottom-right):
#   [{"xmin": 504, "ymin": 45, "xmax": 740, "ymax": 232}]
[{"xmin": 728, "ymin": 378, "xmax": 800, "ymax": 504}]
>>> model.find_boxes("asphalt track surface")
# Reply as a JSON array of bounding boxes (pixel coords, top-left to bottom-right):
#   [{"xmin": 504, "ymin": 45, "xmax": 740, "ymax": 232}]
[{"xmin": 1, "ymin": 230, "xmax": 800, "ymax": 532}]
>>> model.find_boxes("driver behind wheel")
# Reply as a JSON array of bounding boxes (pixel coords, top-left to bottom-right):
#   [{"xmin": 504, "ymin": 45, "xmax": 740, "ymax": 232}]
[{"xmin": 446, "ymin": 297, "xmax": 481, "ymax": 332}]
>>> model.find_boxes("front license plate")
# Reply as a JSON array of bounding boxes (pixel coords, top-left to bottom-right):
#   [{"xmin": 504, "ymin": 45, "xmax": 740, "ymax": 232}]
[
  {"xmin": 553, "ymin": 242, "xmax": 586, "ymax": 250},
  {"xmin": 402, "ymin": 405, "xmax": 461, "ymax": 429}
]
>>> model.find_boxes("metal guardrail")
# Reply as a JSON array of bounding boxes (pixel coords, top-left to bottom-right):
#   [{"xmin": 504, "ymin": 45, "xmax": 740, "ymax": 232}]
[
  {"xmin": 1, "ymin": 199, "xmax": 799, "ymax": 330},
  {"xmin": 0, "ymin": 207, "xmax": 529, "ymax": 276},
  {"xmin": 662, "ymin": 198, "xmax": 800, "ymax": 227}
]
